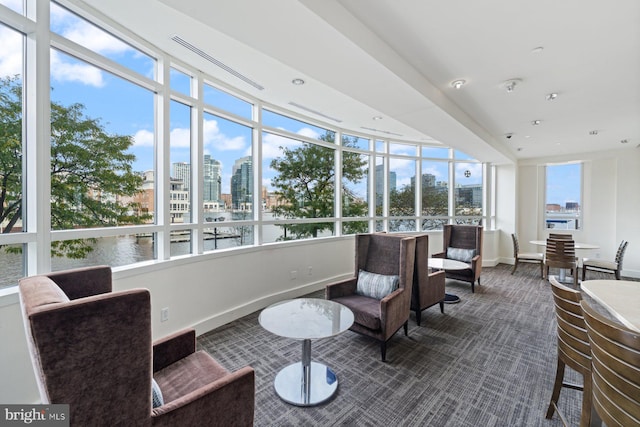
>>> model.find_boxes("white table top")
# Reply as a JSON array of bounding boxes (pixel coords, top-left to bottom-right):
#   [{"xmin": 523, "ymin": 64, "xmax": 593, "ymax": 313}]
[
  {"xmin": 580, "ymin": 280, "xmax": 640, "ymax": 333},
  {"xmin": 259, "ymin": 298, "xmax": 354, "ymax": 340},
  {"xmin": 530, "ymin": 240, "xmax": 599, "ymax": 250},
  {"xmin": 427, "ymin": 258, "xmax": 469, "ymax": 270}
]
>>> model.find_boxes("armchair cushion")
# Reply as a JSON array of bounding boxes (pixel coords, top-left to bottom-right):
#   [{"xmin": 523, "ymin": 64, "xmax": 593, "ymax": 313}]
[
  {"xmin": 356, "ymin": 269, "xmax": 399, "ymax": 300},
  {"xmin": 332, "ymin": 294, "xmax": 382, "ymax": 330},
  {"xmin": 447, "ymin": 247, "xmax": 476, "ymax": 263}
]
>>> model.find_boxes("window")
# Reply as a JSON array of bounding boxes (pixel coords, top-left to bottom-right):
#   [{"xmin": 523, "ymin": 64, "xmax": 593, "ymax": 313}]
[
  {"xmin": 546, "ymin": 163, "xmax": 582, "ymax": 230},
  {"xmin": 420, "ymin": 160, "xmax": 449, "ymax": 230},
  {"xmin": 454, "ymin": 162, "xmax": 483, "ymax": 223},
  {"xmin": 0, "ymin": 24, "xmax": 24, "ymax": 288},
  {"xmin": 202, "ymin": 112, "xmax": 254, "ymax": 251},
  {"xmin": 203, "ymin": 82, "xmax": 252, "ymax": 119}
]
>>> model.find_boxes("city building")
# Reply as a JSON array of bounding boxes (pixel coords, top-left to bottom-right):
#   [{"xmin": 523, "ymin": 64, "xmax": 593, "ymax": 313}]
[{"xmin": 231, "ymin": 156, "xmax": 253, "ymax": 211}]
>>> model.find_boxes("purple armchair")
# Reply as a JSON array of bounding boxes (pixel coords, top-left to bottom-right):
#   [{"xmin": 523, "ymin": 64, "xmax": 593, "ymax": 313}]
[
  {"xmin": 325, "ymin": 233, "xmax": 416, "ymax": 361},
  {"xmin": 18, "ymin": 265, "xmax": 254, "ymax": 427},
  {"xmin": 433, "ymin": 224, "xmax": 484, "ymax": 292}
]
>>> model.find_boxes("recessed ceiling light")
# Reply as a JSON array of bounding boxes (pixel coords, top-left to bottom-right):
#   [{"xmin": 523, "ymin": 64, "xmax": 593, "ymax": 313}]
[
  {"xmin": 372, "ymin": 116, "xmax": 383, "ymax": 121},
  {"xmin": 621, "ymin": 139, "xmax": 629, "ymax": 144},
  {"xmin": 546, "ymin": 93, "xmax": 558, "ymax": 101},
  {"xmin": 503, "ymin": 78, "xmax": 522, "ymax": 93},
  {"xmin": 589, "ymin": 130, "xmax": 599, "ymax": 135},
  {"xmin": 451, "ymin": 79, "xmax": 466, "ymax": 89},
  {"xmin": 531, "ymin": 46, "xmax": 544, "ymax": 54},
  {"xmin": 291, "ymin": 78, "xmax": 305, "ymax": 85},
  {"xmin": 531, "ymin": 120, "xmax": 542, "ymax": 126}
]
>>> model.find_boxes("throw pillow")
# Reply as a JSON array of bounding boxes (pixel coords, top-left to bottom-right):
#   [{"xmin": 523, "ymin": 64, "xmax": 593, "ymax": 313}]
[
  {"xmin": 356, "ymin": 269, "xmax": 399, "ymax": 300},
  {"xmin": 447, "ymin": 247, "xmax": 476, "ymax": 263},
  {"xmin": 152, "ymin": 378, "xmax": 164, "ymax": 408}
]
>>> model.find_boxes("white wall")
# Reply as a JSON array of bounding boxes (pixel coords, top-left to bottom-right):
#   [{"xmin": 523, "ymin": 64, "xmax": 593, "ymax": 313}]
[
  {"xmin": 0, "ymin": 237, "xmax": 356, "ymax": 403},
  {"xmin": 513, "ymin": 148, "xmax": 640, "ymax": 277}
]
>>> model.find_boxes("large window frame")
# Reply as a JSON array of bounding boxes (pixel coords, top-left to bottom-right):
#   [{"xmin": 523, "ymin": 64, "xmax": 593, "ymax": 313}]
[
  {"xmin": 0, "ymin": 1, "xmax": 491, "ymax": 289},
  {"xmin": 545, "ymin": 162, "xmax": 583, "ymax": 231}
]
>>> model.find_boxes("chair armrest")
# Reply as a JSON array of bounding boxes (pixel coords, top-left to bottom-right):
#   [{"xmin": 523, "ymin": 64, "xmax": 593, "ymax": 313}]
[
  {"xmin": 153, "ymin": 329, "xmax": 196, "ymax": 372},
  {"xmin": 471, "ymin": 254, "xmax": 482, "ymax": 278},
  {"xmin": 152, "ymin": 366, "xmax": 255, "ymax": 427},
  {"xmin": 325, "ymin": 277, "xmax": 357, "ymax": 300},
  {"xmin": 380, "ymin": 288, "xmax": 410, "ymax": 336},
  {"xmin": 432, "ymin": 252, "xmax": 445, "ymax": 259}
]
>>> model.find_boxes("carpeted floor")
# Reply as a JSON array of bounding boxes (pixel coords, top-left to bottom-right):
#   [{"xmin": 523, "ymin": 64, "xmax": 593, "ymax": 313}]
[{"xmin": 197, "ymin": 263, "xmax": 627, "ymax": 426}]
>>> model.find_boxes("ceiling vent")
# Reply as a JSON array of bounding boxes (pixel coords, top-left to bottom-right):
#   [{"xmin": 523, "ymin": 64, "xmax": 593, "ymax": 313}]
[
  {"xmin": 288, "ymin": 102, "xmax": 342, "ymax": 123},
  {"xmin": 360, "ymin": 126, "xmax": 403, "ymax": 137},
  {"xmin": 171, "ymin": 35, "xmax": 264, "ymax": 91}
]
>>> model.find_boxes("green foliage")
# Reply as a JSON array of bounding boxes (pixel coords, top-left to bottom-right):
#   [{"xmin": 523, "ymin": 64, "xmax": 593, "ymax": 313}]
[
  {"xmin": 0, "ymin": 76, "xmax": 150, "ymax": 258},
  {"xmin": 270, "ymin": 133, "xmax": 368, "ymax": 239}
]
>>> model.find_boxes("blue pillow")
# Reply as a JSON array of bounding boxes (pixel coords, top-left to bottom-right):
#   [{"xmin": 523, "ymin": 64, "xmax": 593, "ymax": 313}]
[
  {"xmin": 447, "ymin": 247, "xmax": 476, "ymax": 263},
  {"xmin": 356, "ymin": 269, "xmax": 399, "ymax": 300},
  {"xmin": 152, "ymin": 378, "xmax": 164, "ymax": 408}
]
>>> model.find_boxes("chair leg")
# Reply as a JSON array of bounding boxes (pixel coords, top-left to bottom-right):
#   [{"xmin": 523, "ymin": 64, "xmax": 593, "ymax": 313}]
[
  {"xmin": 512, "ymin": 259, "xmax": 518, "ymax": 275},
  {"xmin": 582, "ymin": 265, "xmax": 587, "ymax": 281},
  {"xmin": 439, "ymin": 301, "xmax": 444, "ymax": 313},
  {"xmin": 615, "ymin": 270, "xmax": 621, "ymax": 280},
  {"xmin": 415, "ymin": 310, "xmax": 421, "ymax": 327},
  {"xmin": 579, "ymin": 371, "xmax": 593, "ymax": 427},
  {"xmin": 403, "ymin": 320, "xmax": 408, "ymax": 336},
  {"xmin": 546, "ymin": 358, "xmax": 566, "ymax": 419},
  {"xmin": 380, "ymin": 341, "xmax": 387, "ymax": 362},
  {"xmin": 539, "ymin": 261, "xmax": 544, "ymax": 279}
]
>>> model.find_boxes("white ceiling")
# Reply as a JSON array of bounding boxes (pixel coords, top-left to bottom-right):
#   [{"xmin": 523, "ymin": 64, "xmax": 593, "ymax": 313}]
[{"xmin": 81, "ymin": 0, "xmax": 640, "ymax": 164}]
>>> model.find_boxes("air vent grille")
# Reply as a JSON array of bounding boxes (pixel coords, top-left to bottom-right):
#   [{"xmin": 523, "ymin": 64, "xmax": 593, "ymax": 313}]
[
  {"xmin": 288, "ymin": 102, "xmax": 342, "ymax": 123},
  {"xmin": 171, "ymin": 35, "xmax": 264, "ymax": 91},
  {"xmin": 360, "ymin": 126, "xmax": 403, "ymax": 137}
]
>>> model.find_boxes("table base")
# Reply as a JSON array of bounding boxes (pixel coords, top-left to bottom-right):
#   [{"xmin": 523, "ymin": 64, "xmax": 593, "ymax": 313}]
[
  {"xmin": 444, "ymin": 293, "xmax": 461, "ymax": 304},
  {"xmin": 274, "ymin": 361, "xmax": 338, "ymax": 406}
]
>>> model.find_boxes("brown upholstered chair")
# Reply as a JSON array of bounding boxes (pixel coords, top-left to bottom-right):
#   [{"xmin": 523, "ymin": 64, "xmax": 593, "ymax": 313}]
[
  {"xmin": 326, "ymin": 233, "xmax": 416, "ymax": 362},
  {"xmin": 582, "ymin": 240, "xmax": 628, "ymax": 281},
  {"xmin": 433, "ymin": 224, "xmax": 483, "ymax": 292},
  {"xmin": 511, "ymin": 233, "xmax": 544, "ymax": 278},
  {"xmin": 546, "ymin": 278, "xmax": 593, "ymax": 427},
  {"xmin": 544, "ymin": 237, "xmax": 578, "ymax": 287},
  {"xmin": 410, "ymin": 234, "xmax": 445, "ymax": 326},
  {"xmin": 18, "ymin": 265, "xmax": 255, "ymax": 427},
  {"xmin": 581, "ymin": 299, "xmax": 640, "ymax": 426}
]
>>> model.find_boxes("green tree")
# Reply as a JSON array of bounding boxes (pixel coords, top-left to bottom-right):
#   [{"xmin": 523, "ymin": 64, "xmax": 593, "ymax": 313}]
[
  {"xmin": 0, "ymin": 76, "xmax": 150, "ymax": 258},
  {"xmin": 270, "ymin": 133, "xmax": 368, "ymax": 239}
]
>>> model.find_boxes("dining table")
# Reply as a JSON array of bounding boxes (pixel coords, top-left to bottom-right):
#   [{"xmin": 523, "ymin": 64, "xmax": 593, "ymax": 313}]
[{"xmin": 580, "ymin": 280, "xmax": 640, "ymax": 333}]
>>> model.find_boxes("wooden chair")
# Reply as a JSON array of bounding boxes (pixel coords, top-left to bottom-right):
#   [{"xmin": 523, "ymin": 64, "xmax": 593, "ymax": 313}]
[
  {"xmin": 580, "ymin": 300, "xmax": 640, "ymax": 427},
  {"xmin": 549, "ymin": 233, "xmax": 573, "ymax": 240},
  {"xmin": 544, "ymin": 237, "xmax": 578, "ymax": 287},
  {"xmin": 546, "ymin": 278, "xmax": 593, "ymax": 427},
  {"xmin": 582, "ymin": 240, "xmax": 628, "ymax": 281},
  {"xmin": 511, "ymin": 233, "xmax": 543, "ymax": 278}
]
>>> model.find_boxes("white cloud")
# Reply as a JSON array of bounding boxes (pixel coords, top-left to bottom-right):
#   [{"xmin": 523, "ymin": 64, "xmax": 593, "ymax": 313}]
[
  {"xmin": 262, "ymin": 132, "xmax": 302, "ymax": 160},
  {"xmin": 296, "ymin": 127, "xmax": 320, "ymax": 140},
  {"xmin": 0, "ymin": 27, "xmax": 23, "ymax": 77},
  {"xmin": 62, "ymin": 21, "xmax": 131, "ymax": 56},
  {"xmin": 50, "ymin": 50, "xmax": 105, "ymax": 87},
  {"xmin": 132, "ymin": 129, "xmax": 154, "ymax": 147},
  {"xmin": 203, "ymin": 118, "xmax": 248, "ymax": 151},
  {"xmin": 170, "ymin": 127, "xmax": 191, "ymax": 148}
]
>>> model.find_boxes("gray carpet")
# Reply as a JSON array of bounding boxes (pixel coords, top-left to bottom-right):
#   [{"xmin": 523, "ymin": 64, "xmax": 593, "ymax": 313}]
[{"xmin": 197, "ymin": 264, "xmax": 626, "ymax": 426}]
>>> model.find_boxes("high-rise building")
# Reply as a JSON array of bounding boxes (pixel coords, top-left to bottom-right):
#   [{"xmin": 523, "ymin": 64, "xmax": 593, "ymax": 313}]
[
  {"xmin": 173, "ymin": 162, "xmax": 190, "ymax": 191},
  {"xmin": 231, "ymin": 156, "xmax": 252, "ymax": 210},
  {"xmin": 203, "ymin": 155, "xmax": 222, "ymax": 202},
  {"xmin": 411, "ymin": 173, "xmax": 436, "ymax": 189},
  {"xmin": 372, "ymin": 164, "xmax": 396, "ymax": 206}
]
